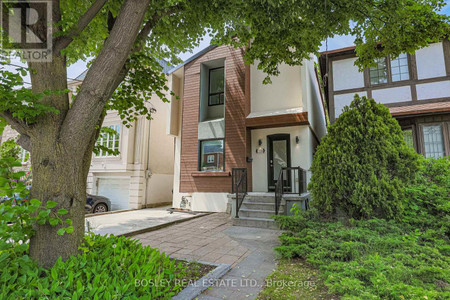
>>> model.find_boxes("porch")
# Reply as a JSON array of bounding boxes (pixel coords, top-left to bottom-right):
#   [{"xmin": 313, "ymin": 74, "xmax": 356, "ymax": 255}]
[{"xmin": 229, "ymin": 167, "xmax": 310, "ymax": 229}]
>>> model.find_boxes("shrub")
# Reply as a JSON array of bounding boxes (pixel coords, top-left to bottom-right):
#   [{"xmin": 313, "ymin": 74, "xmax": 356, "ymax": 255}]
[
  {"xmin": 274, "ymin": 214, "xmax": 450, "ymax": 299},
  {"xmin": 309, "ymin": 95, "xmax": 420, "ymax": 219},
  {"xmin": 0, "ymin": 139, "xmax": 186, "ymax": 299},
  {"xmin": 0, "ymin": 233, "xmax": 186, "ymax": 299},
  {"xmin": 403, "ymin": 157, "xmax": 450, "ymax": 233}
]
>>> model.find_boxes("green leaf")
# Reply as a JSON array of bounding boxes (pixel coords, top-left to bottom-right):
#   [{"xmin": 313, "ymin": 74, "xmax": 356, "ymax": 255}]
[
  {"xmin": 30, "ymin": 199, "xmax": 41, "ymax": 206},
  {"xmin": 58, "ymin": 209, "xmax": 69, "ymax": 215},
  {"xmin": 49, "ymin": 218, "xmax": 60, "ymax": 226},
  {"xmin": 57, "ymin": 228, "xmax": 66, "ymax": 236},
  {"xmin": 46, "ymin": 201, "xmax": 58, "ymax": 209}
]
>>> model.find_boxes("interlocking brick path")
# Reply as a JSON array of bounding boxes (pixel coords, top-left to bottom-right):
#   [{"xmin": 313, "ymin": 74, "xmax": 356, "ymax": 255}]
[
  {"xmin": 133, "ymin": 213, "xmax": 250, "ymax": 266},
  {"xmin": 132, "ymin": 213, "xmax": 281, "ymax": 299}
]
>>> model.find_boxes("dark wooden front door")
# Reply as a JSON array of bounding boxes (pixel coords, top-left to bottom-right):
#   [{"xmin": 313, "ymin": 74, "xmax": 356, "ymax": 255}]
[{"xmin": 267, "ymin": 134, "xmax": 291, "ymax": 191}]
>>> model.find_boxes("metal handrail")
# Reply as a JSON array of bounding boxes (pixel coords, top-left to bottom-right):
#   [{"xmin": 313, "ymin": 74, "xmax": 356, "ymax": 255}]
[
  {"xmin": 275, "ymin": 167, "xmax": 308, "ymax": 215},
  {"xmin": 274, "ymin": 169, "xmax": 284, "ymax": 215},
  {"xmin": 232, "ymin": 168, "xmax": 247, "ymax": 218}
]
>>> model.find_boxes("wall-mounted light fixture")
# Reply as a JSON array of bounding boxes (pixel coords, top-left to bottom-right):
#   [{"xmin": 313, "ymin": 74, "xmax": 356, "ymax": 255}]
[
  {"xmin": 256, "ymin": 139, "xmax": 265, "ymax": 153},
  {"xmin": 295, "ymin": 136, "xmax": 300, "ymax": 144}
]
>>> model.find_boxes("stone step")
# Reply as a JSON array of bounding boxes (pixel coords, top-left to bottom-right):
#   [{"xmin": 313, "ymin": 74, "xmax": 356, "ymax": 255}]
[
  {"xmin": 243, "ymin": 196, "xmax": 277, "ymax": 203},
  {"xmin": 232, "ymin": 216, "xmax": 279, "ymax": 230},
  {"xmin": 241, "ymin": 201, "xmax": 285, "ymax": 212},
  {"xmin": 238, "ymin": 208, "xmax": 276, "ymax": 219}
]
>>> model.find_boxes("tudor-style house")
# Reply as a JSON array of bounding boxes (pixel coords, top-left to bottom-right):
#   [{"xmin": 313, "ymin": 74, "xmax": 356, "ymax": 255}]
[
  {"xmin": 319, "ymin": 41, "xmax": 450, "ymax": 158},
  {"xmin": 1, "ymin": 67, "xmax": 175, "ymax": 212},
  {"xmin": 166, "ymin": 44, "xmax": 327, "ymax": 222}
]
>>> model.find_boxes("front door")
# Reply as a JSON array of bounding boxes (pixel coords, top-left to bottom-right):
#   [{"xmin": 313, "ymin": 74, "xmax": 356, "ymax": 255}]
[{"xmin": 267, "ymin": 134, "xmax": 291, "ymax": 191}]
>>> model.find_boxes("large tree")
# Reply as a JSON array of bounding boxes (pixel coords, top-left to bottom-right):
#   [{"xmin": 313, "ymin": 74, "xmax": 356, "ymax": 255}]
[{"xmin": 0, "ymin": 0, "xmax": 448, "ymax": 268}]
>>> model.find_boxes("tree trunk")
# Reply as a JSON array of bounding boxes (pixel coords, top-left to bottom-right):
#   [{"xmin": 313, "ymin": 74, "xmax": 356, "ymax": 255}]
[
  {"xmin": 28, "ymin": 142, "xmax": 90, "ymax": 269},
  {"xmin": 25, "ymin": 53, "xmax": 87, "ymax": 268},
  {"xmin": 26, "ymin": 0, "xmax": 152, "ymax": 268}
]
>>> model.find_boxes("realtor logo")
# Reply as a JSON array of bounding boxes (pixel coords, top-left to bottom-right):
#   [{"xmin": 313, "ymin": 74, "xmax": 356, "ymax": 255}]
[{"xmin": 1, "ymin": 1, "xmax": 52, "ymax": 61}]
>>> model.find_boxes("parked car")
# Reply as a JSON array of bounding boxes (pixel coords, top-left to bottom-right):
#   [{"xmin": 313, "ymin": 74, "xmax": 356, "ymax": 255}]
[
  {"xmin": 1, "ymin": 192, "xmax": 111, "ymax": 214},
  {"xmin": 85, "ymin": 194, "xmax": 111, "ymax": 214}
]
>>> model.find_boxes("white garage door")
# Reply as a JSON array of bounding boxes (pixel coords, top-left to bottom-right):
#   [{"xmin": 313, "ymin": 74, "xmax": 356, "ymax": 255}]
[{"xmin": 97, "ymin": 178, "xmax": 130, "ymax": 211}]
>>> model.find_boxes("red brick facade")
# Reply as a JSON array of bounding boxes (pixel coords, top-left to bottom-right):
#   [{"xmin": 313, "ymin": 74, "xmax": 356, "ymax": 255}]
[{"xmin": 179, "ymin": 45, "xmax": 250, "ymax": 193}]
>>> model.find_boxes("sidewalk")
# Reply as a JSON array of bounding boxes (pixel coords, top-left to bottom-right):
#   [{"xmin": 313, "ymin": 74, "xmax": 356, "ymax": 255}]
[{"xmin": 85, "ymin": 206, "xmax": 206, "ymax": 236}]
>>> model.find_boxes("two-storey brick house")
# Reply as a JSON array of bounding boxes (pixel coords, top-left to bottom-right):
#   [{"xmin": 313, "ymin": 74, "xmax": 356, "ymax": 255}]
[
  {"xmin": 319, "ymin": 41, "xmax": 450, "ymax": 158},
  {"xmin": 166, "ymin": 45, "xmax": 327, "ymax": 215}
]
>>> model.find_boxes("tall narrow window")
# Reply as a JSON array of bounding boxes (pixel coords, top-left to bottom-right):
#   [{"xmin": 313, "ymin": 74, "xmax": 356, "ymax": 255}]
[
  {"xmin": 422, "ymin": 125, "xmax": 445, "ymax": 159},
  {"xmin": 402, "ymin": 128, "xmax": 414, "ymax": 149},
  {"xmin": 369, "ymin": 57, "xmax": 388, "ymax": 85},
  {"xmin": 390, "ymin": 53, "xmax": 409, "ymax": 82},
  {"xmin": 95, "ymin": 125, "xmax": 121, "ymax": 157},
  {"xmin": 20, "ymin": 148, "xmax": 29, "ymax": 164},
  {"xmin": 199, "ymin": 139, "xmax": 224, "ymax": 171},
  {"xmin": 208, "ymin": 67, "xmax": 225, "ymax": 106}
]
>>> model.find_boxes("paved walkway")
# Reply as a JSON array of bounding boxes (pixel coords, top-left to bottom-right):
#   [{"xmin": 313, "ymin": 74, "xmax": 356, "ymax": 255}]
[
  {"xmin": 132, "ymin": 213, "xmax": 281, "ymax": 299},
  {"xmin": 85, "ymin": 206, "xmax": 205, "ymax": 236}
]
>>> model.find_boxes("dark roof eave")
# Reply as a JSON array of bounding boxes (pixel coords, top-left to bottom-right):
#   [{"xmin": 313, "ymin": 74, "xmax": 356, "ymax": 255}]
[{"xmin": 168, "ymin": 45, "xmax": 217, "ymax": 74}]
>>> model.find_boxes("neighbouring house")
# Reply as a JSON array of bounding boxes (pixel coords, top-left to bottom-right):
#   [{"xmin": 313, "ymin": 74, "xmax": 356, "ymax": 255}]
[
  {"xmin": 166, "ymin": 44, "xmax": 327, "ymax": 219},
  {"xmin": 319, "ymin": 40, "xmax": 450, "ymax": 158},
  {"xmin": 1, "ymin": 64, "xmax": 175, "ymax": 211}
]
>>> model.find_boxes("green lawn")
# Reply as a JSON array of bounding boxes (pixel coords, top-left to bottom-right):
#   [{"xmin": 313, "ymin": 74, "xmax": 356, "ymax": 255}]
[{"xmin": 258, "ymin": 259, "xmax": 337, "ymax": 300}]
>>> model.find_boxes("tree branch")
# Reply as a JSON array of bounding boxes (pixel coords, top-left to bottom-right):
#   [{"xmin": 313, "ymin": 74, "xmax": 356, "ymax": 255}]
[
  {"xmin": 54, "ymin": 0, "xmax": 109, "ymax": 54},
  {"xmin": 17, "ymin": 134, "xmax": 32, "ymax": 152},
  {"xmin": 60, "ymin": 0, "xmax": 152, "ymax": 154},
  {"xmin": 133, "ymin": 4, "xmax": 182, "ymax": 53},
  {"xmin": 0, "ymin": 111, "xmax": 31, "ymax": 136}
]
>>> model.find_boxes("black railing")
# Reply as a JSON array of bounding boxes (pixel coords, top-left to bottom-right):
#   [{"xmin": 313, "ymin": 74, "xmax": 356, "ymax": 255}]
[
  {"xmin": 232, "ymin": 168, "xmax": 247, "ymax": 218},
  {"xmin": 275, "ymin": 167, "xmax": 307, "ymax": 215},
  {"xmin": 274, "ymin": 169, "xmax": 284, "ymax": 215}
]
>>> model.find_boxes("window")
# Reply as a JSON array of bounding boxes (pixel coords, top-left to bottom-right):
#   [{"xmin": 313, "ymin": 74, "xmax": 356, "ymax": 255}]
[
  {"xmin": 369, "ymin": 53, "xmax": 410, "ymax": 85},
  {"xmin": 20, "ymin": 148, "xmax": 29, "ymax": 163},
  {"xmin": 199, "ymin": 139, "xmax": 224, "ymax": 171},
  {"xmin": 95, "ymin": 125, "xmax": 121, "ymax": 157},
  {"xmin": 422, "ymin": 125, "xmax": 445, "ymax": 159},
  {"xmin": 208, "ymin": 67, "xmax": 224, "ymax": 106},
  {"xmin": 390, "ymin": 53, "xmax": 409, "ymax": 82},
  {"xmin": 402, "ymin": 128, "xmax": 415, "ymax": 149},
  {"xmin": 369, "ymin": 57, "xmax": 388, "ymax": 85}
]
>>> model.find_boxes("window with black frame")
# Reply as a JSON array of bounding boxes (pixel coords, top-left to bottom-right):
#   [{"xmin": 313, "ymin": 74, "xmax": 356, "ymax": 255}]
[
  {"xmin": 199, "ymin": 139, "xmax": 224, "ymax": 171},
  {"xmin": 208, "ymin": 67, "xmax": 224, "ymax": 106}
]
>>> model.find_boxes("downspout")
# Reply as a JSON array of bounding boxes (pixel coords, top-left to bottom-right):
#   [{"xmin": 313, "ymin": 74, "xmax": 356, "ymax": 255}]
[{"xmin": 139, "ymin": 116, "xmax": 152, "ymax": 209}]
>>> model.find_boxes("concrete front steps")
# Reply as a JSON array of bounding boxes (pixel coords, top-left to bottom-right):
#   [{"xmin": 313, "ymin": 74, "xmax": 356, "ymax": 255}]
[
  {"xmin": 229, "ymin": 193, "xmax": 283, "ymax": 230},
  {"xmin": 228, "ymin": 192, "xmax": 310, "ymax": 230}
]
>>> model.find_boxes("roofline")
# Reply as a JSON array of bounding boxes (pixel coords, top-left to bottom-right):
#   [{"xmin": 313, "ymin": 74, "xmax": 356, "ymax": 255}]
[
  {"xmin": 168, "ymin": 44, "xmax": 217, "ymax": 74},
  {"xmin": 320, "ymin": 45, "xmax": 356, "ymax": 56}
]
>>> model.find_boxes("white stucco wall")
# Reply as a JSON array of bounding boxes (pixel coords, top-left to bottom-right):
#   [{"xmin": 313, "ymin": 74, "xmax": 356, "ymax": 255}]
[
  {"xmin": 415, "ymin": 42, "xmax": 446, "ymax": 80},
  {"xmin": 332, "ymin": 57, "xmax": 365, "ymax": 91},
  {"xmin": 251, "ymin": 126, "xmax": 312, "ymax": 192},
  {"xmin": 416, "ymin": 80, "xmax": 450, "ymax": 100},
  {"xmin": 146, "ymin": 174, "xmax": 174, "ymax": 205},
  {"xmin": 303, "ymin": 58, "xmax": 327, "ymax": 140},
  {"xmin": 334, "ymin": 92, "xmax": 367, "ymax": 118},
  {"xmin": 191, "ymin": 193, "xmax": 228, "ymax": 212},
  {"xmin": 250, "ymin": 62, "xmax": 302, "ymax": 114},
  {"xmin": 372, "ymin": 86, "xmax": 412, "ymax": 104},
  {"xmin": 172, "ymin": 135, "xmax": 189, "ymax": 209}
]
